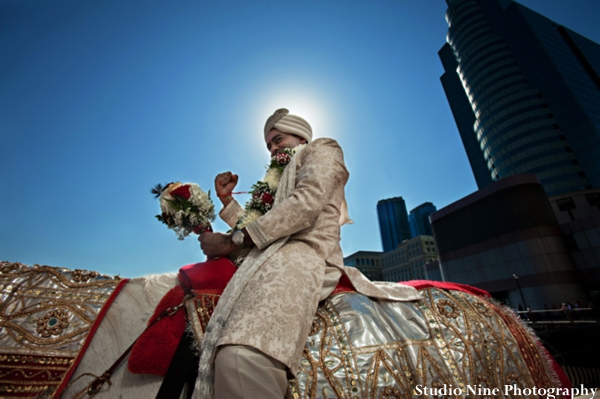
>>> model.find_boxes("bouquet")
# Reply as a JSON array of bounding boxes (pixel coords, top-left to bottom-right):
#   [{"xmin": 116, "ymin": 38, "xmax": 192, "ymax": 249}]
[{"xmin": 151, "ymin": 182, "xmax": 215, "ymax": 240}]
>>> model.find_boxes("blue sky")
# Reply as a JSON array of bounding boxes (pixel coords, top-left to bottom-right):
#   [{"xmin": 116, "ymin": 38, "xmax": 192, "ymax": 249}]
[{"xmin": 2, "ymin": 0, "xmax": 600, "ymax": 277}]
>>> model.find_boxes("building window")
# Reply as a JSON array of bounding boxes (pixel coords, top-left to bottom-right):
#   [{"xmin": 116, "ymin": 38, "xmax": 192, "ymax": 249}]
[
  {"xmin": 586, "ymin": 193, "xmax": 600, "ymax": 208},
  {"xmin": 556, "ymin": 197, "xmax": 576, "ymax": 212}
]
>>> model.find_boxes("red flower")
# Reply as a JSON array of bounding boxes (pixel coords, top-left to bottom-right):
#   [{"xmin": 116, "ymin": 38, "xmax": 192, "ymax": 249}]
[
  {"xmin": 262, "ymin": 193, "xmax": 274, "ymax": 206},
  {"xmin": 170, "ymin": 185, "xmax": 191, "ymax": 200},
  {"xmin": 193, "ymin": 224, "xmax": 212, "ymax": 234},
  {"xmin": 275, "ymin": 153, "xmax": 291, "ymax": 165}
]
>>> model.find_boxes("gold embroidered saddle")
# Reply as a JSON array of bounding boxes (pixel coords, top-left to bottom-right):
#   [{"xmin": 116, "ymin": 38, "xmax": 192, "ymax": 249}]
[
  {"xmin": 0, "ymin": 262, "xmax": 126, "ymax": 398},
  {"xmin": 287, "ymin": 288, "xmax": 562, "ymax": 398}
]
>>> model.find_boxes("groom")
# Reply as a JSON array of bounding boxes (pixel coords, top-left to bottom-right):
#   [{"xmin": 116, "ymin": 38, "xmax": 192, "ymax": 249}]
[
  {"xmin": 198, "ymin": 108, "xmax": 419, "ymax": 398},
  {"xmin": 199, "ymin": 108, "xmax": 351, "ymax": 398}
]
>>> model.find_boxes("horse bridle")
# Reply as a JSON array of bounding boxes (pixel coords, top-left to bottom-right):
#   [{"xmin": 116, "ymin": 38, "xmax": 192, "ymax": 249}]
[{"xmin": 67, "ymin": 294, "xmax": 192, "ymax": 398}]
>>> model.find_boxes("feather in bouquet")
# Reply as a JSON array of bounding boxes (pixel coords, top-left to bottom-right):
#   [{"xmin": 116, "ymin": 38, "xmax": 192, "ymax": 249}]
[{"xmin": 151, "ymin": 182, "xmax": 215, "ymax": 240}]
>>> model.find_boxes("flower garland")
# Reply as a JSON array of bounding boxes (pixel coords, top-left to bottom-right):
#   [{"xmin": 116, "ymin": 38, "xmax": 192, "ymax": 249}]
[{"xmin": 234, "ymin": 144, "xmax": 306, "ymax": 231}]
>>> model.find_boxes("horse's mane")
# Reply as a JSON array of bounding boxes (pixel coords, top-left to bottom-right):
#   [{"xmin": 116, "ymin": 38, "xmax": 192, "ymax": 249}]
[
  {"xmin": 101, "ymin": 273, "xmax": 178, "ymax": 348},
  {"xmin": 59, "ymin": 272, "xmax": 179, "ymax": 398},
  {"xmin": 137, "ymin": 272, "xmax": 179, "ymax": 302}
]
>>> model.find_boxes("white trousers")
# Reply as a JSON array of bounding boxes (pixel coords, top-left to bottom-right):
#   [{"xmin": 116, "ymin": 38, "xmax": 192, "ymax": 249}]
[{"xmin": 214, "ymin": 345, "xmax": 288, "ymax": 399}]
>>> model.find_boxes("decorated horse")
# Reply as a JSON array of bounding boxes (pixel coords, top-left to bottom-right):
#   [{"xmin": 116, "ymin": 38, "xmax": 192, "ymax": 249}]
[{"xmin": 0, "ymin": 260, "xmax": 570, "ymax": 398}]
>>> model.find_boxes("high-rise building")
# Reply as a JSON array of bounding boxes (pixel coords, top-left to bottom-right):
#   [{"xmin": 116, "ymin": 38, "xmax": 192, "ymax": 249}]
[
  {"xmin": 409, "ymin": 202, "xmax": 437, "ymax": 237},
  {"xmin": 343, "ymin": 251, "xmax": 383, "ymax": 281},
  {"xmin": 439, "ymin": 0, "xmax": 600, "ymax": 197},
  {"xmin": 381, "ymin": 235, "xmax": 439, "ymax": 282},
  {"xmin": 377, "ymin": 197, "xmax": 412, "ymax": 252},
  {"xmin": 429, "ymin": 175, "xmax": 586, "ymax": 309}
]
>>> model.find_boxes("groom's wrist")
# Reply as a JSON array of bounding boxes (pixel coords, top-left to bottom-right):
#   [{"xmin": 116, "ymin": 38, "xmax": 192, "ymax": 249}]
[
  {"xmin": 241, "ymin": 228, "xmax": 255, "ymax": 248},
  {"xmin": 218, "ymin": 193, "xmax": 233, "ymax": 206}
]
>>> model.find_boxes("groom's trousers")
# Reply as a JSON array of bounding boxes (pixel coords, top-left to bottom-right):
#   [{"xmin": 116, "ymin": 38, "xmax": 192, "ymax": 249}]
[{"xmin": 214, "ymin": 345, "xmax": 288, "ymax": 399}]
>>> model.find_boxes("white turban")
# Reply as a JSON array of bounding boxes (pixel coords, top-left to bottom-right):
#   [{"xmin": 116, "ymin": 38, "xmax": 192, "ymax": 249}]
[{"xmin": 264, "ymin": 108, "xmax": 312, "ymax": 143}]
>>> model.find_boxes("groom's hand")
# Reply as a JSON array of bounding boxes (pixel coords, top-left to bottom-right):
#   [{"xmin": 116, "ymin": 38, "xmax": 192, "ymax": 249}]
[
  {"xmin": 198, "ymin": 232, "xmax": 237, "ymax": 259},
  {"xmin": 215, "ymin": 172, "xmax": 238, "ymax": 206}
]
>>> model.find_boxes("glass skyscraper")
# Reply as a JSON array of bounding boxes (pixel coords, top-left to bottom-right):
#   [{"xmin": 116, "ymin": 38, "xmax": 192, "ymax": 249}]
[
  {"xmin": 377, "ymin": 197, "xmax": 412, "ymax": 252},
  {"xmin": 440, "ymin": 0, "xmax": 600, "ymax": 196},
  {"xmin": 409, "ymin": 202, "xmax": 437, "ymax": 237}
]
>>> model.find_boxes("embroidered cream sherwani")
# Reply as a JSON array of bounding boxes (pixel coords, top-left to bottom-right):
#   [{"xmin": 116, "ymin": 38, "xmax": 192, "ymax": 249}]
[{"xmin": 217, "ymin": 138, "xmax": 419, "ymax": 375}]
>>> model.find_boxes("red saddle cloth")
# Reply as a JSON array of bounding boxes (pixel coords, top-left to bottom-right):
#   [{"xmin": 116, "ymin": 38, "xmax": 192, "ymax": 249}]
[
  {"xmin": 401, "ymin": 279, "xmax": 491, "ymax": 298},
  {"xmin": 128, "ymin": 258, "xmax": 237, "ymax": 375},
  {"xmin": 127, "ymin": 264, "xmax": 493, "ymax": 376}
]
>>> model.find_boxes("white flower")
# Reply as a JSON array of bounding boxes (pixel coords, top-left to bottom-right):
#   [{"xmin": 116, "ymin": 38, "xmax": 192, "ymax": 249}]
[
  {"xmin": 160, "ymin": 201, "xmax": 170, "ymax": 215},
  {"xmin": 262, "ymin": 167, "xmax": 282, "ymax": 191},
  {"xmin": 173, "ymin": 211, "xmax": 184, "ymax": 226},
  {"xmin": 292, "ymin": 143, "xmax": 306, "ymax": 154},
  {"xmin": 237, "ymin": 209, "xmax": 262, "ymax": 230},
  {"xmin": 187, "ymin": 183, "xmax": 207, "ymax": 206}
]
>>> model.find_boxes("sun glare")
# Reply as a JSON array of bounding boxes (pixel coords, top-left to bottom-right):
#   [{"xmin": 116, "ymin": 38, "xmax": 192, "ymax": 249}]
[{"xmin": 236, "ymin": 81, "xmax": 342, "ymax": 161}]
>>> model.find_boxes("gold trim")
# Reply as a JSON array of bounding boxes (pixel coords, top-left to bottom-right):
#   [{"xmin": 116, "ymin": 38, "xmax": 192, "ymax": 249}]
[
  {"xmin": 186, "ymin": 298, "xmax": 204, "ymax": 344},
  {"xmin": 0, "ymin": 261, "xmax": 123, "ymax": 398},
  {"xmin": 0, "ymin": 363, "xmax": 70, "ymax": 371},
  {"xmin": 290, "ymin": 288, "xmax": 557, "ymax": 398}
]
